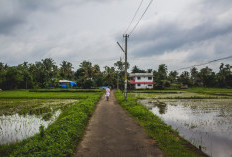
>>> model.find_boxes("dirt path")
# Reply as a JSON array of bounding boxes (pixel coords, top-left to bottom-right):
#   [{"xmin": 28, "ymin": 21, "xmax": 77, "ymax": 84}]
[{"xmin": 75, "ymin": 91, "xmax": 166, "ymax": 157}]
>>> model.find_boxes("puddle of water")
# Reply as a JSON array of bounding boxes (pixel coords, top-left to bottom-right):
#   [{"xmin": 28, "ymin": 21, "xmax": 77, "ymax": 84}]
[
  {"xmin": 139, "ymin": 99, "xmax": 232, "ymax": 157},
  {"xmin": 0, "ymin": 110, "xmax": 61, "ymax": 145}
]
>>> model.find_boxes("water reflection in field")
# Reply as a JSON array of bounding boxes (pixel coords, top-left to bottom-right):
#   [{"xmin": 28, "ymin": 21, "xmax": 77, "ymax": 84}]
[
  {"xmin": 0, "ymin": 110, "xmax": 61, "ymax": 145},
  {"xmin": 139, "ymin": 99, "xmax": 232, "ymax": 157}
]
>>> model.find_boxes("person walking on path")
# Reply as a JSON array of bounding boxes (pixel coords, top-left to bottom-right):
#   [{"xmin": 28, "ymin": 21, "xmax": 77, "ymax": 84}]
[{"xmin": 105, "ymin": 87, "xmax": 111, "ymax": 101}]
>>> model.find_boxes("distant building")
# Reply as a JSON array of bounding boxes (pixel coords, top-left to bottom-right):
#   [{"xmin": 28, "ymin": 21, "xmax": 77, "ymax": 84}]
[
  {"xmin": 59, "ymin": 80, "xmax": 77, "ymax": 88},
  {"xmin": 129, "ymin": 73, "xmax": 153, "ymax": 89}
]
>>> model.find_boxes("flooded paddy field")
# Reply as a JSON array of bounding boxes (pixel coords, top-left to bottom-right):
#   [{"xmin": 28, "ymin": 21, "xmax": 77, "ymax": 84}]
[
  {"xmin": 139, "ymin": 98, "xmax": 232, "ymax": 157},
  {"xmin": 129, "ymin": 91, "xmax": 231, "ymax": 99},
  {"xmin": 0, "ymin": 99, "xmax": 78, "ymax": 145}
]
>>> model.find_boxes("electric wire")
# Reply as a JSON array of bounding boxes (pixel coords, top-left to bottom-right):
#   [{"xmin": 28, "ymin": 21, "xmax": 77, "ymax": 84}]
[
  {"xmin": 176, "ymin": 55, "xmax": 232, "ymax": 71},
  {"xmin": 124, "ymin": 0, "xmax": 144, "ymax": 34},
  {"xmin": 129, "ymin": 0, "xmax": 154, "ymax": 36}
]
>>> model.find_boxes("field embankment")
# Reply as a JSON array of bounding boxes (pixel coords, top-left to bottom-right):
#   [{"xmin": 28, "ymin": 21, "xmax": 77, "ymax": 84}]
[{"xmin": 0, "ymin": 89, "xmax": 103, "ymax": 156}]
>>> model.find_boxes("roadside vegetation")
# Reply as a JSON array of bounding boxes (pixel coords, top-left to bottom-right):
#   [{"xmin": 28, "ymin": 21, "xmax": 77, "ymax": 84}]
[
  {"xmin": 0, "ymin": 90, "xmax": 103, "ymax": 156},
  {"xmin": 29, "ymin": 88, "xmax": 103, "ymax": 92},
  {"xmin": 115, "ymin": 90, "xmax": 207, "ymax": 157},
  {"xmin": 0, "ymin": 90, "xmax": 100, "ymax": 99}
]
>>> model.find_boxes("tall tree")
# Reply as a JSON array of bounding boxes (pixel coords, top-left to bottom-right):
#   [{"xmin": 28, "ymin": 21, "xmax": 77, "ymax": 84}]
[
  {"xmin": 178, "ymin": 71, "xmax": 191, "ymax": 85},
  {"xmin": 103, "ymin": 66, "xmax": 116, "ymax": 88},
  {"xmin": 168, "ymin": 71, "xmax": 178, "ymax": 83},
  {"xmin": 5, "ymin": 66, "xmax": 23, "ymax": 89},
  {"xmin": 60, "ymin": 61, "xmax": 74, "ymax": 80},
  {"xmin": 199, "ymin": 66, "xmax": 215, "ymax": 87},
  {"xmin": 42, "ymin": 58, "xmax": 58, "ymax": 87},
  {"xmin": 154, "ymin": 64, "xmax": 168, "ymax": 88},
  {"xmin": 18, "ymin": 62, "xmax": 33, "ymax": 89},
  {"xmin": 92, "ymin": 64, "xmax": 103, "ymax": 87},
  {"xmin": 114, "ymin": 60, "xmax": 125, "ymax": 90},
  {"xmin": 216, "ymin": 63, "xmax": 232, "ymax": 87},
  {"xmin": 80, "ymin": 61, "xmax": 93, "ymax": 79},
  {"xmin": 0, "ymin": 62, "xmax": 8, "ymax": 89},
  {"xmin": 131, "ymin": 65, "xmax": 146, "ymax": 73},
  {"xmin": 147, "ymin": 69, "xmax": 153, "ymax": 73},
  {"xmin": 190, "ymin": 67, "xmax": 200, "ymax": 86},
  {"xmin": 157, "ymin": 64, "xmax": 168, "ymax": 80}
]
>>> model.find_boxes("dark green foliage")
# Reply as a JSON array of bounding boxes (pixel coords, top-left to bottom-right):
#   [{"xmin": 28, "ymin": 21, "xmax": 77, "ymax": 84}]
[
  {"xmin": 115, "ymin": 90, "xmax": 207, "ymax": 157},
  {"xmin": 131, "ymin": 65, "xmax": 146, "ymax": 73},
  {"xmin": 39, "ymin": 125, "xmax": 45, "ymax": 138},
  {"xmin": 82, "ymin": 79, "xmax": 93, "ymax": 89}
]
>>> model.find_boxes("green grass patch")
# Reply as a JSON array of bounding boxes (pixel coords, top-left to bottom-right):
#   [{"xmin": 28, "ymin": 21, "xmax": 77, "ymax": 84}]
[
  {"xmin": 0, "ymin": 90, "xmax": 103, "ymax": 156},
  {"xmin": 184, "ymin": 87, "xmax": 232, "ymax": 97},
  {"xmin": 115, "ymin": 90, "xmax": 207, "ymax": 157},
  {"xmin": 129, "ymin": 88, "xmax": 232, "ymax": 99},
  {"xmin": 0, "ymin": 89, "xmax": 98, "ymax": 99},
  {"xmin": 129, "ymin": 89, "xmax": 183, "ymax": 93},
  {"xmin": 29, "ymin": 88, "xmax": 104, "ymax": 93}
]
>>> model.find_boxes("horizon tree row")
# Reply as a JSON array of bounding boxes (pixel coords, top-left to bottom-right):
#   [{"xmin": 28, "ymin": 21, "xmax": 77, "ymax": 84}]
[{"xmin": 0, "ymin": 58, "xmax": 231, "ymax": 90}]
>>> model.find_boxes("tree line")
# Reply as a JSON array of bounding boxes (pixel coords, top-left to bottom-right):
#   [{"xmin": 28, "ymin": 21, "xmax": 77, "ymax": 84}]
[
  {"xmin": 0, "ymin": 58, "xmax": 125, "ymax": 90},
  {"xmin": 132, "ymin": 64, "xmax": 232, "ymax": 89},
  {"xmin": 0, "ymin": 58, "xmax": 231, "ymax": 90}
]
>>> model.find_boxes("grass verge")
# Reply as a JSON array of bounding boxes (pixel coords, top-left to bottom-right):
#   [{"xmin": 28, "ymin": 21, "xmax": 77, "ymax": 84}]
[
  {"xmin": 29, "ymin": 89, "xmax": 104, "ymax": 93},
  {"xmin": 0, "ymin": 90, "xmax": 99, "ymax": 99},
  {"xmin": 115, "ymin": 90, "xmax": 207, "ymax": 157},
  {"xmin": 0, "ymin": 92, "xmax": 102, "ymax": 156}
]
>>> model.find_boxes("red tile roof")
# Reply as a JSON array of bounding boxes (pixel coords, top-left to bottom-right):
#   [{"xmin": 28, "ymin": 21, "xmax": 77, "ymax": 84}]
[
  {"xmin": 129, "ymin": 75, "xmax": 153, "ymax": 77},
  {"xmin": 129, "ymin": 80, "xmax": 153, "ymax": 84}
]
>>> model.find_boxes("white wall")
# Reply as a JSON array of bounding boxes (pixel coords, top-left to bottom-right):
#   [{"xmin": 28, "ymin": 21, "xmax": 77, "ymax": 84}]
[
  {"xmin": 134, "ymin": 76, "xmax": 153, "ymax": 82},
  {"xmin": 135, "ymin": 83, "xmax": 153, "ymax": 89},
  {"xmin": 130, "ymin": 73, "xmax": 153, "ymax": 89}
]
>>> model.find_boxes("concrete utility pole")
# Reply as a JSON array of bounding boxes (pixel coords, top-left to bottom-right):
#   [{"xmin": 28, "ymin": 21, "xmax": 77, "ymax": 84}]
[
  {"xmin": 117, "ymin": 34, "xmax": 129, "ymax": 101},
  {"xmin": 124, "ymin": 34, "xmax": 129, "ymax": 101}
]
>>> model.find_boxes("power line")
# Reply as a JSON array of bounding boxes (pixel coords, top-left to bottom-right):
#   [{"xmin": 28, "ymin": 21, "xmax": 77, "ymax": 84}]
[
  {"xmin": 129, "ymin": 0, "xmax": 154, "ymax": 36},
  {"xmin": 176, "ymin": 55, "xmax": 232, "ymax": 71},
  {"xmin": 124, "ymin": 0, "xmax": 144, "ymax": 34}
]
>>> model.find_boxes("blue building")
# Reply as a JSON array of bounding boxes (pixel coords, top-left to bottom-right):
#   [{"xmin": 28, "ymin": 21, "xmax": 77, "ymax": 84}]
[{"xmin": 59, "ymin": 80, "xmax": 77, "ymax": 88}]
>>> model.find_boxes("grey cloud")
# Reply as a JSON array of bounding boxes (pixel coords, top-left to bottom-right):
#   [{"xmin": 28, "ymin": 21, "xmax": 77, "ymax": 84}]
[
  {"xmin": 0, "ymin": 0, "xmax": 118, "ymax": 35},
  {"xmin": 0, "ymin": 17, "xmax": 24, "ymax": 34},
  {"xmin": 130, "ymin": 16, "xmax": 232, "ymax": 57}
]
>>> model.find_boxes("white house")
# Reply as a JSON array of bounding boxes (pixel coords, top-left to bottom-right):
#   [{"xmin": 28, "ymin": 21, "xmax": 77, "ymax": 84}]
[{"xmin": 129, "ymin": 73, "xmax": 153, "ymax": 89}]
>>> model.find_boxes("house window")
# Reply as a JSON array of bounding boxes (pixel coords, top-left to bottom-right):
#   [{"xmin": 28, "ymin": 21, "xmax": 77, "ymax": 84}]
[
  {"xmin": 148, "ymin": 84, "xmax": 152, "ymax": 87},
  {"xmin": 137, "ymin": 84, "xmax": 141, "ymax": 86},
  {"xmin": 148, "ymin": 77, "xmax": 152, "ymax": 80},
  {"xmin": 137, "ymin": 77, "xmax": 141, "ymax": 80}
]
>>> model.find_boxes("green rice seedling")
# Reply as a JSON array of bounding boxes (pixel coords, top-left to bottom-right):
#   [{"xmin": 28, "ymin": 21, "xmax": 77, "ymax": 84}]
[{"xmin": 39, "ymin": 125, "xmax": 45, "ymax": 138}]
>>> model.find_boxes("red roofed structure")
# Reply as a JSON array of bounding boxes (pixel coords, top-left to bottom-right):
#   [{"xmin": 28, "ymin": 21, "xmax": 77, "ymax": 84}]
[{"xmin": 129, "ymin": 73, "xmax": 153, "ymax": 89}]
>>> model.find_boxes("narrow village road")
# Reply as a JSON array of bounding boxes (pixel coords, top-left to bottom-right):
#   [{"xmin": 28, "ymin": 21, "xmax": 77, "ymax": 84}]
[{"xmin": 75, "ymin": 90, "xmax": 166, "ymax": 157}]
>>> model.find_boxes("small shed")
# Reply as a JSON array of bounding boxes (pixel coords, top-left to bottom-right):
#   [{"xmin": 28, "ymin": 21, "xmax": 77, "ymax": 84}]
[{"xmin": 59, "ymin": 80, "xmax": 77, "ymax": 88}]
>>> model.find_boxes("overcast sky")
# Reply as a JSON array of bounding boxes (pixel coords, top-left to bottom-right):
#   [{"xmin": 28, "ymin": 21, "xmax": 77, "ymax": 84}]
[{"xmin": 0, "ymin": 0, "xmax": 232, "ymax": 72}]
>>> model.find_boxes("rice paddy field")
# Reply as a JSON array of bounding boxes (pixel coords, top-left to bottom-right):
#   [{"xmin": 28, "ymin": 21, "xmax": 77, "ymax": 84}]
[
  {"xmin": 129, "ymin": 88, "xmax": 232, "ymax": 157},
  {"xmin": 0, "ymin": 89, "xmax": 103, "ymax": 156}
]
